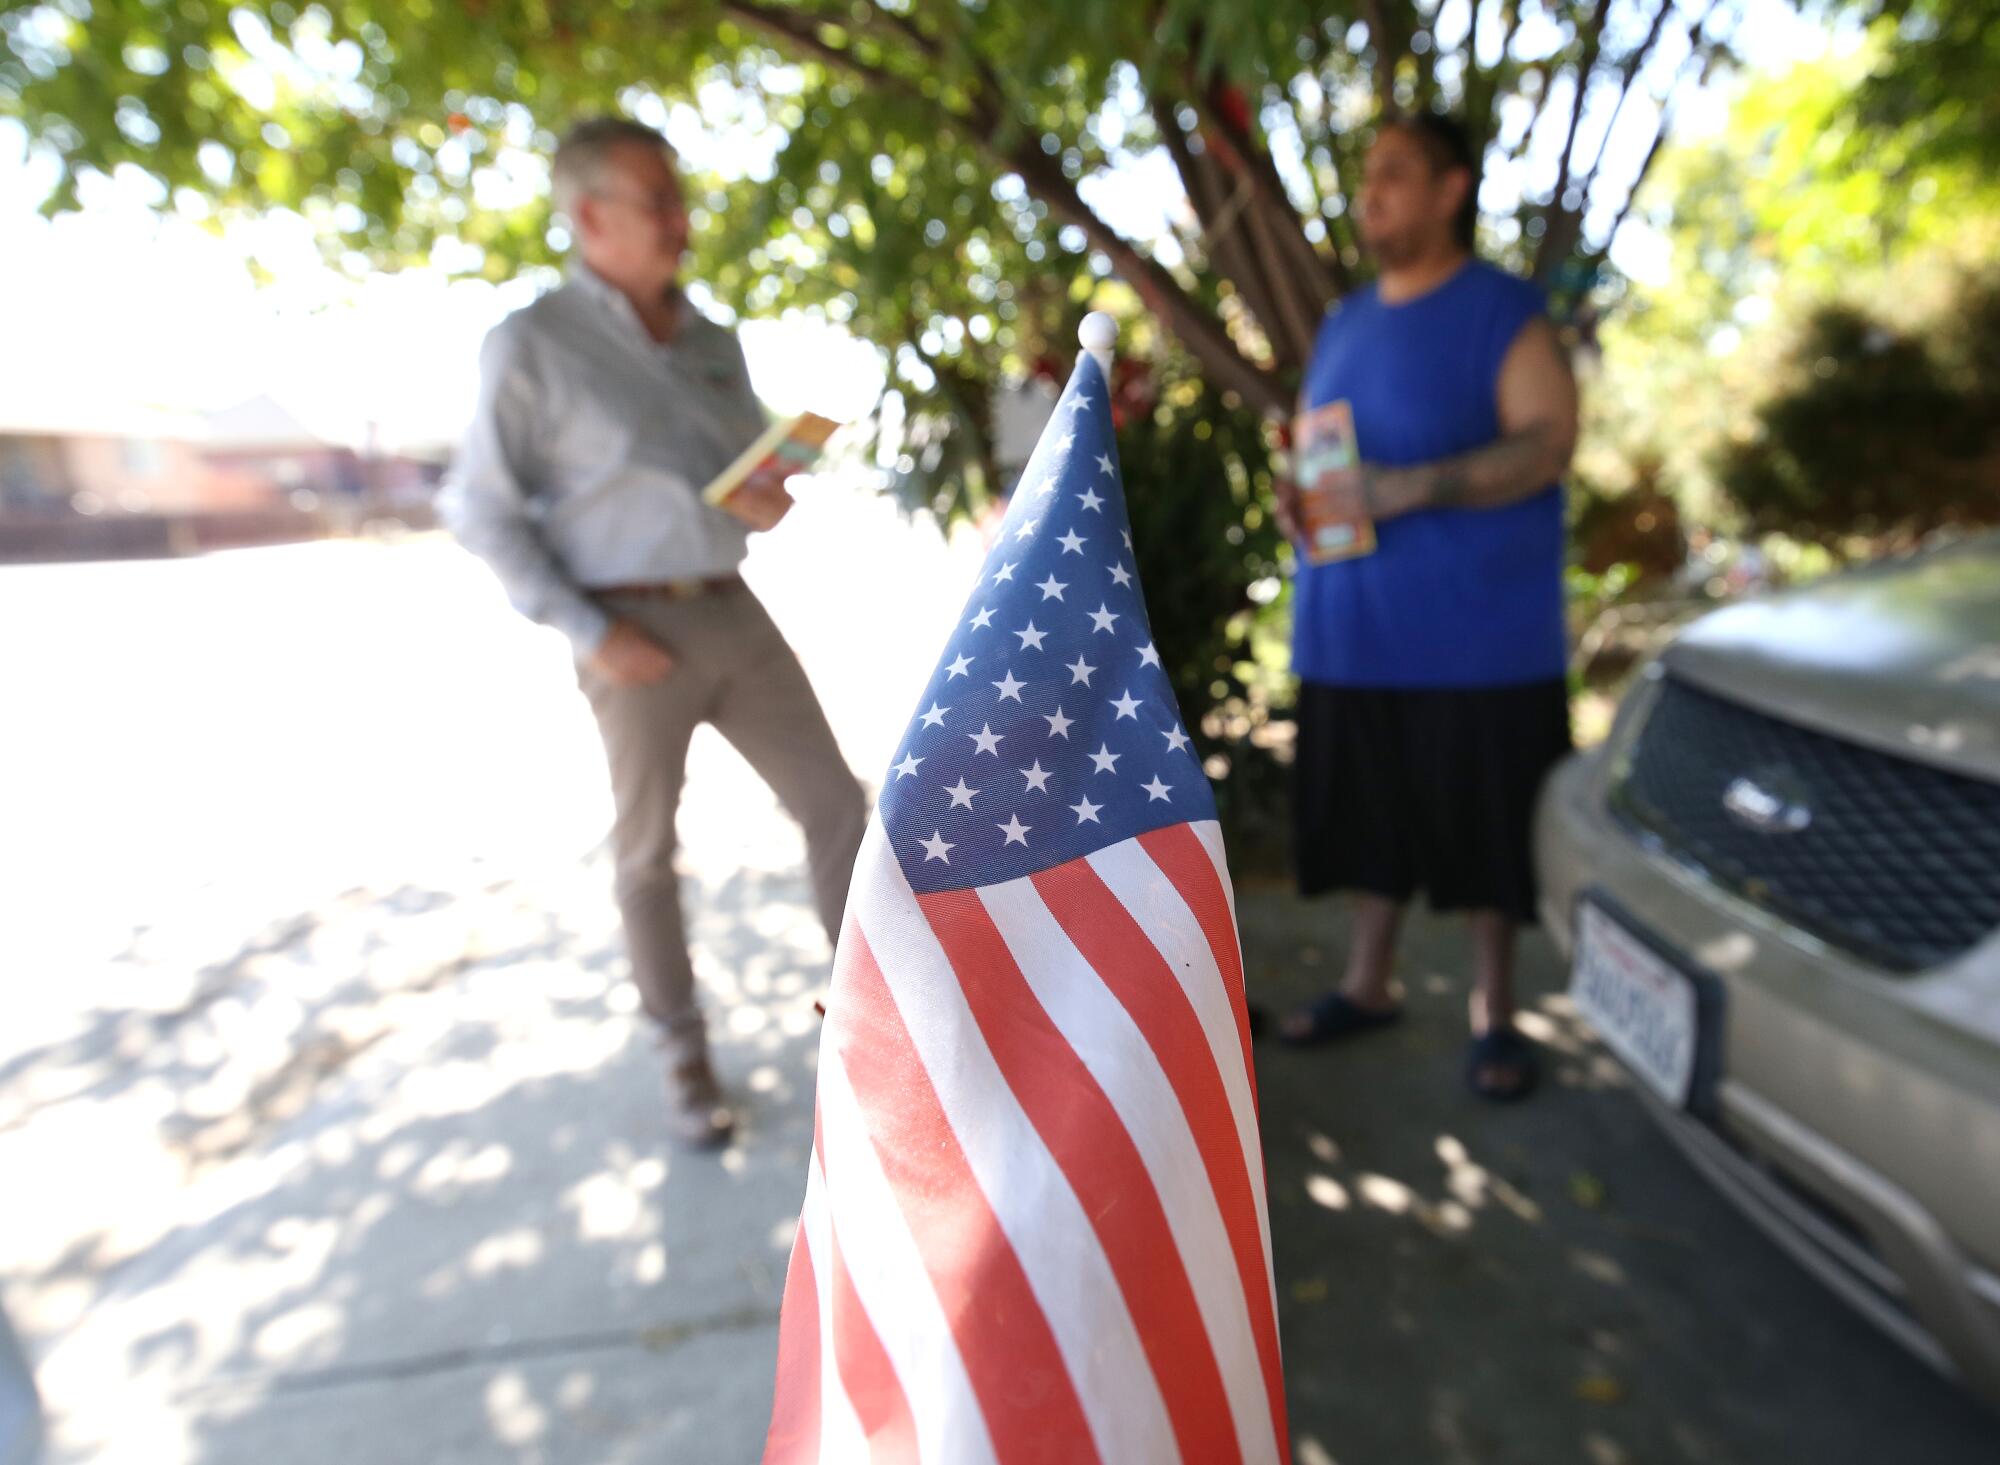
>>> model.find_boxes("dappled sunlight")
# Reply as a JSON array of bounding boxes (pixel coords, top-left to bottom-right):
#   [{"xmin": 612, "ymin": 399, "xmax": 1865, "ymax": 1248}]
[
  {"xmin": 1434, "ymin": 1132, "xmax": 1544, "ymax": 1225},
  {"xmin": 1304, "ymin": 1174, "xmax": 1351, "ymax": 1212},
  {"xmin": 1583, "ymin": 1432, "xmax": 1637, "ymax": 1465},
  {"xmin": 1525, "ymin": 990, "xmax": 1636, "ymax": 1095},
  {"xmin": 1355, "ymin": 1172, "xmax": 1416, "ymax": 1216},
  {"xmin": 1291, "ymin": 1113, "xmax": 1551, "ymax": 1251},
  {"xmin": 483, "ymin": 1370, "xmax": 549, "ymax": 1448},
  {"xmin": 1693, "ymin": 931, "xmax": 1758, "ymax": 972},
  {"xmin": 2, "ymin": 814, "xmax": 829, "ymax": 1461},
  {"xmin": 463, "ymin": 1229, "xmax": 545, "ymax": 1280},
  {"xmin": 414, "ymin": 1142, "xmax": 516, "ymax": 1196},
  {"xmin": 1294, "ymin": 1436, "xmax": 1341, "ymax": 1465},
  {"xmin": 251, "ymin": 1303, "xmax": 344, "ymax": 1367},
  {"xmin": 567, "ymin": 1171, "xmax": 653, "ymax": 1243},
  {"xmin": 1242, "ymin": 884, "xmax": 1998, "ymax": 1463},
  {"xmin": 1246, "ymin": 895, "xmax": 1728, "ymax": 1465},
  {"xmin": 0, "ymin": 486, "xmax": 991, "ymax": 1458},
  {"xmin": 1569, "ymin": 1249, "xmax": 1629, "ymax": 1287}
]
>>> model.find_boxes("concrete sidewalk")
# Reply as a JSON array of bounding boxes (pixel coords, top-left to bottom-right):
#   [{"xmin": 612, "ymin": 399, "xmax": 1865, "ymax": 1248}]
[
  {"xmin": 0, "ymin": 506, "xmax": 974, "ymax": 1464},
  {"xmin": 2, "ymin": 848, "xmax": 816, "ymax": 1463},
  {"xmin": 5, "ymin": 840, "xmax": 820, "ymax": 1456},
  {"xmin": 12, "ymin": 861, "xmax": 1997, "ymax": 1464}
]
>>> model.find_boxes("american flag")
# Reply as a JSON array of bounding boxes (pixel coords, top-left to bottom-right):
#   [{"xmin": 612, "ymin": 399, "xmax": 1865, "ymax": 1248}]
[{"xmin": 764, "ymin": 333, "xmax": 1288, "ymax": 1465}]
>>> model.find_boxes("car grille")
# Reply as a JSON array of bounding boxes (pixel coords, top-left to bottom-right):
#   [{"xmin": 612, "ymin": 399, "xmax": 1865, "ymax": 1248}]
[{"xmin": 1612, "ymin": 677, "xmax": 2000, "ymax": 972}]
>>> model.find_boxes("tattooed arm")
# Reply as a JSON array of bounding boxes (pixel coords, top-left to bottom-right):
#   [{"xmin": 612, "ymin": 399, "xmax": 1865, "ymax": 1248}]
[{"xmin": 1362, "ymin": 316, "xmax": 1579, "ymax": 520}]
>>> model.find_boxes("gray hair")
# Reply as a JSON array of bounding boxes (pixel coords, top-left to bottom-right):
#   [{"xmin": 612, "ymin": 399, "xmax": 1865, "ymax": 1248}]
[{"xmin": 551, "ymin": 117, "xmax": 678, "ymax": 219}]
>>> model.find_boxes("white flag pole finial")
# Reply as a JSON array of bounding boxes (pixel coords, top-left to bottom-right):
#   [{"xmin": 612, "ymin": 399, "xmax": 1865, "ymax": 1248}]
[{"xmin": 1078, "ymin": 312, "xmax": 1117, "ymax": 384}]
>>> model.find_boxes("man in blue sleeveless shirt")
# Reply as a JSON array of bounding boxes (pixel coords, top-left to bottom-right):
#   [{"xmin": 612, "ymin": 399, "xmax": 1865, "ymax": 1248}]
[{"xmin": 1273, "ymin": 114, "xmax": 1576, "ymax": 1101}]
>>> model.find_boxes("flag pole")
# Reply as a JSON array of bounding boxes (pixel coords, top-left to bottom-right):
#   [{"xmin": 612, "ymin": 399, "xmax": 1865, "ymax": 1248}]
[{"xmin": 1078, "ymin": 311, "xmax": 1117, "ymax": 383}]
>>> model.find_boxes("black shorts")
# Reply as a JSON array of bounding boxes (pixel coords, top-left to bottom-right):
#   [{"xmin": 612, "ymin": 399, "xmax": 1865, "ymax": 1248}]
[{"xmin": 1293, "ymin": 679, "xmax": 1573, "ymax": 923}]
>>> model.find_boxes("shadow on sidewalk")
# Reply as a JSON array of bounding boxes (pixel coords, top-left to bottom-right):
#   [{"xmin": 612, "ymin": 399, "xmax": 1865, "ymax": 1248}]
[{"xmin": 6, "ymin": 856, "xmax": 825, "ymax": 1463}]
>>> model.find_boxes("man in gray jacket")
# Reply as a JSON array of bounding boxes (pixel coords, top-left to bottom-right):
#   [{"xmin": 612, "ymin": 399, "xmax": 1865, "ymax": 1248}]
[{"xmin": 443, "ymin": 117, "xmax": 866, "ymax": 1147}]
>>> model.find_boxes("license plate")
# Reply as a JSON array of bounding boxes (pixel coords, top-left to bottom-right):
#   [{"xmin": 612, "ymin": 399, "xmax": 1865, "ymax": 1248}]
[{"xmin": 1570, "ymin": 900, "xmax": 1701, "ymax": 1108}]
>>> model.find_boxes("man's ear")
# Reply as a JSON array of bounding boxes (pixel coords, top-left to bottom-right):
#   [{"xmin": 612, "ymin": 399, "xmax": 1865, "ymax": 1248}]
[{"xmin": 1440, "ymin": 165, "xmax": 1473, "ymax": 226}]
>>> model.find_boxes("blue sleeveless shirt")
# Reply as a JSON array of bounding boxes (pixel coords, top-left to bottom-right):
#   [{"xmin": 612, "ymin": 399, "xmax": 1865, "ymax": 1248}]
[{"xmin": 1292, "ymin": 261, "xmax": 1567, "ymax": 689}]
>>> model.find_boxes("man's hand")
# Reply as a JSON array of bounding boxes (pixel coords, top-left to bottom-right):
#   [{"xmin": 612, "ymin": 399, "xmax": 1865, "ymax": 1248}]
[
  {"xmin": 590, "ymin": 619, "xmax": 676, "ymax": 688},
  {"xmin": 1271, "ymin": 473, "xmax": 1305, "ymax": 545},
  {"xmin": 723, "ymin": 460, "xmax": 796, "ymax": 532}
]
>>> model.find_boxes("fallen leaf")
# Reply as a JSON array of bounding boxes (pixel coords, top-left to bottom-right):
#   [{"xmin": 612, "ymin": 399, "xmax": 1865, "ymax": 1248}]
[
  {"xmin": 1569, "ymin": 1171, "xmax": 1608, "ymax": 1210},
  {"xmin": 1576, "ymin": 1373, "xmax": 1625, "ymax": 1405}
]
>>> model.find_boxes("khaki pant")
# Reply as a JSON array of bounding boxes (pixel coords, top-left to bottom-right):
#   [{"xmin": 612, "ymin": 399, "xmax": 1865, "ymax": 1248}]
[{"xmin": 578, "ymin": 584, "xmax": 867, "ymax": 1065}]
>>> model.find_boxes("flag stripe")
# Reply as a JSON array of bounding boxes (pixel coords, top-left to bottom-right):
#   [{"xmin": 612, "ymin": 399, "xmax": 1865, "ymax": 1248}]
[
  {"xmin": 1139, "ymin": 823, "xmax": 1257, "ymax": 1108},
  {"xmin": 1087, "ymin": 832, "xmax": 1273, "ymax": 1280},
  {"xmin": 1190, "ymin": 821, "xmax": 1241, "ymax": 932},
  {"xmin": 763, "ymin": 1225, "xmax": 822, "ymax": 1465},
  {"xmin": 830, "ymin": 918, "xmax": 1102, "ymax": 1465},
  {"xmin": 815, "ymin": 1026, "xmax": 1000, "ymax": 1465},
  {"xmin": 813, "ymin": 1104, "xmax": 923, "ymax": 1462},
  {"xmin": 977, "ymin": 873, "xmax": 1279, "ymax": 1465},
  {"xmin": 849, "ymin": 828, "xmax": 1176, "ymax": 1463},
  {"xmin": 829, "ymin": 1220, "xmax": 919, "ymax": 1460},
  {"xmin": 919, "ymin": 885, "xmax": 1242, "ymax": 1465},
  {"xmin": 804, "ymin": 1155, "xmax": 874, "ymax": 1460},
  {"xmin": 1032, "ymin": 858, "xmax": 1290, "ymax": 1459},
  {"xmin": 1099, "ymin": 826, "xmax": 1278, "ymax": 1312},
  {"xmin": 1168, "ymin": 828, "xmax": 1280, "ymax": 1296}
]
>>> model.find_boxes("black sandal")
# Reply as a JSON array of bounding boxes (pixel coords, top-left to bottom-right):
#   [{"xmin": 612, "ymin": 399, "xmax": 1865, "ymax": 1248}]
[
  {"xmin": 1465, "ymin": 1027, "xmax": 1539, "ymax": 1102},
  {"xmin": 1276, "ymin": 991, "xmax": 1404, "ymax": 1048}
]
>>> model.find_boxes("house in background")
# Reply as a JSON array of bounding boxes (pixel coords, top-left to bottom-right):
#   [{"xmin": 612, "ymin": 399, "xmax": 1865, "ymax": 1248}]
[
  {"xmin": 197, "ymin": 395, "xmax": 445, "ymax": 506},
  {"xmin": 0, "ymin": 395, "xmax": 447, "ymax": 560},
  {"xmin": 0, "ymin": 403, "xmax": 268, "ymax": 519}
]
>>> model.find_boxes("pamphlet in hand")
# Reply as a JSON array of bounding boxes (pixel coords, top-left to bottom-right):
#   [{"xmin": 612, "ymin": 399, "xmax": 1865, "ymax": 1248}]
[
  {"xmin": 1290, "ymin": 399, "xmax": 1375, "ymax": 563},
  {"xmin": 700, "ymin": 412, "xmax": 842, "ymax": 508}
]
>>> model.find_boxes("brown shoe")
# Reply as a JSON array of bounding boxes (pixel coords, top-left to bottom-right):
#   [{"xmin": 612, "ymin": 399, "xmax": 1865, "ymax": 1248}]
[{"xmin": 666, "ymin": 1055, "xmax": 735, "ymax": 1149}]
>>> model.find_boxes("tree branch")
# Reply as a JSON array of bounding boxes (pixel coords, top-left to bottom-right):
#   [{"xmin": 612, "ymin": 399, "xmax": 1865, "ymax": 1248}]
[
  {"xmin": 1578, "ymin": 0, "xmax": 1682, "ymax": 197},
  {"xmin": 1153, "ymin": 95, "xmax": 1289, "ymax": 360},
  {"xmin": 1504, "ymin": 62, "xmax": 1557, "ymax": 166},
  {"xmin": 858, "ymin": 0, "xmax": 944, "ymax": 64},
  {"xmin": 1493, "ymin": 0, "xmax": 1526, "ymax": 81},
  {"xmin": 1572, "ymin": 2, "xmax": 1734, "ymax": 283},
  {"xmin": 1593, "ymin": 116, "xmax": 1670, "ymax": 255},
  {"xmin": 722, "ymin": 1, "xmax": 903, "ymax": 89},
  {"xmin": 1271, "ymin": 92, "xmax": 1354, "ymax": 297},
  {"xmin": 1534, "ymin": 0, "xmax": 1614, "ymax": 279},
  {"xmin": 1362, "ymin": 0, "xmax": 1405, "ymax": 110},
  {"xmin": 1189, "ymin": 78, "xmax": 1343, "ymax": 330},
  {"xmin": 1460, "ymin": 0, "xmax": 1519, "ymax": 163},
  {"xmin": 1549, "ymin": 0, "xmax": 1613, "ymax": 199},
  {"xmin": 1310, "ymin": 141, "xmax": 1364, "ymax": 266},
  {"xmin": 719, "ymin": 0, "xmax": 1287, "ymax": 414},
  {"xmin": 1241, "ymin": 192, "xmax": 1323, "ymax": 367},
  {"xmin": 1005, "ymin": 132, "xmax": 1288, "ymax": 413},
  {"xmin": 1459, "ymin": 0, "xmax": 1485, "ymax": 81}
]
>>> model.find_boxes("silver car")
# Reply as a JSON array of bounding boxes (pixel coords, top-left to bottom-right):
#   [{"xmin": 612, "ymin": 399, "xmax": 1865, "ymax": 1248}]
[{"xmin": 1534, "ymin": 535, "xmax": 2000, "ymax": 1409}]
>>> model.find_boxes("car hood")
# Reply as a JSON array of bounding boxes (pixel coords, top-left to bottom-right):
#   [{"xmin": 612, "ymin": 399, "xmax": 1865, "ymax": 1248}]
[{"xmin": 1661, "ymin": 535, "xmax": 2000, "ymax": 784}]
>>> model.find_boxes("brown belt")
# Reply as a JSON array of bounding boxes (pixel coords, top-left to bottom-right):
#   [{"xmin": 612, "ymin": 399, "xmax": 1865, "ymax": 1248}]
[{"xmin": 597, "ymin": 574, "xmax": 746, "ymax": 601}]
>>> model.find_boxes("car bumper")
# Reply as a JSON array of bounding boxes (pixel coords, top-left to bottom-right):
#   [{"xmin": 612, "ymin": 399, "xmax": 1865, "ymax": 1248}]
[{"xmin": 1535, "ymin": 743, "xmax": 2000, "ymax": 1410}]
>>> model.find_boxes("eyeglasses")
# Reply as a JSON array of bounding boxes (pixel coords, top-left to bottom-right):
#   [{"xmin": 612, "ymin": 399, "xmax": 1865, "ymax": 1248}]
[{"xmin": 589, "ymin": 186, "xmax": 686, "ymax": 218}]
